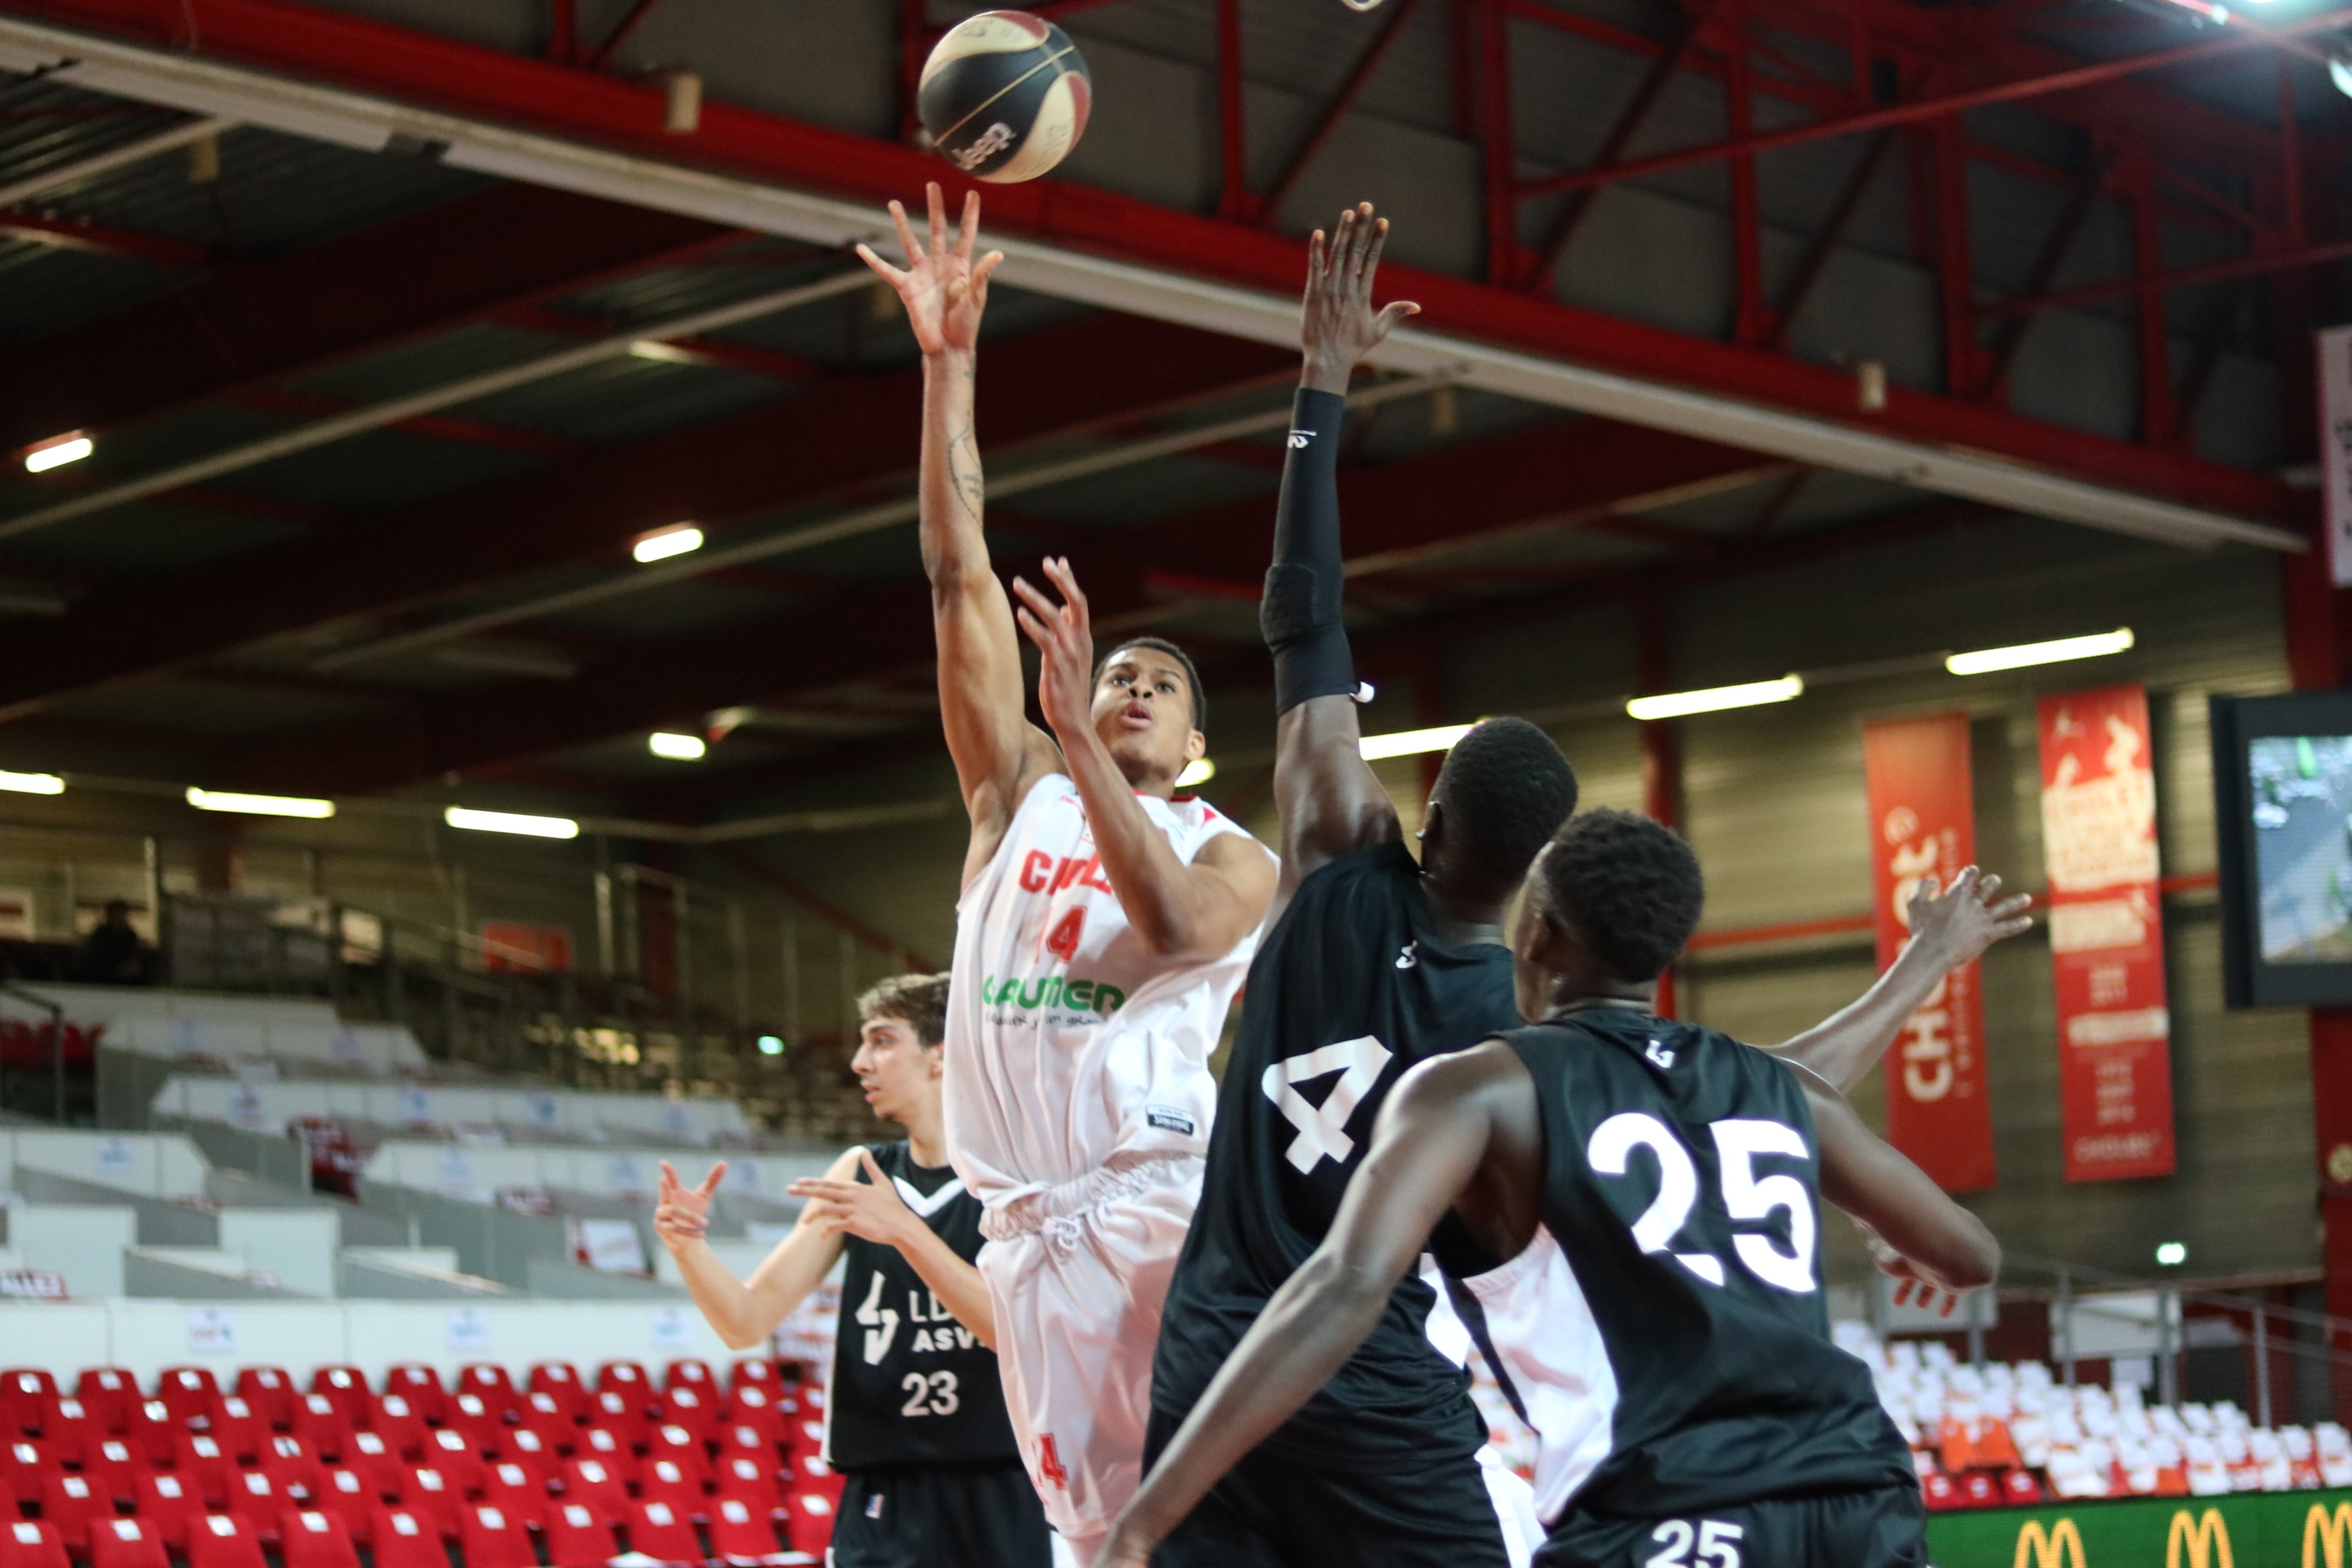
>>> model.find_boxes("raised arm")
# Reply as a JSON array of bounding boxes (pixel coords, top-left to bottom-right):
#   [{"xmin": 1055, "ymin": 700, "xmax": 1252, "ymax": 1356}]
[
  {"xmin": 1011, "ymin": 559, "xmax": 1276, "ymax": 959},
  {"xmin": 1766, "ymin": 868, "xmax": 2032, "ymax": 1090},
  {"xmin": 859, "ymin": 185, "xmax": 1059, "ymax": 883},
  {"xmin": 1267, "ymin": 205, "xmax": 1422, "ymax": 902},
  {"xmin": 1095, "ymin": 1046, "xmax": 1520, "ymax": 1568},
  {"xmin": 1799, "ymin": 1069, "xmax": 2001, "ymax": 1292},
  {"xmin": 656, "ymin": 1155, "xmax": 850, "ymax": 1351},
  {"xmin": 786, "ymin": 1149, "xmax": 997, "ymax": 1350}
]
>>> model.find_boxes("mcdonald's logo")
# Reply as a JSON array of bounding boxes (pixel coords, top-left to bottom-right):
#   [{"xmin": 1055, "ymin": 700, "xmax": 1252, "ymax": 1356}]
[
  {"xmin": 2307, "ymin": 1501, "xmax": 2352, "ymax": 1568},
  {"xmin": 2166, "ymin": 1508, "xmax": 2233, "ymax": 1568},
  {"xmin": 2015, "ymin": 1518, "xmax": 2086, "ymax": 1568}
]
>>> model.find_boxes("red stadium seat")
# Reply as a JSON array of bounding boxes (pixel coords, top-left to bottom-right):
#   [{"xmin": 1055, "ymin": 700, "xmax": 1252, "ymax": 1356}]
[
  {"xmin": 287, "ymin": 1396, "xmax": 351, "ymax": 1462},
  {"xmin": 419, "ymin": 1429, "xmax": 484, "ymax": 1495},
  {"xmin": 311, "ymin": 1469, "xmax": 372, "ymax": 1537},
  {"xmin": 454, "ymin": 1366, "xmax": 518, "ymax": 1415},
  {"xmin": 594, "ymin": 1363, "xmax": 649, "ymax": 1400},
  {"xmin": 558, "ymin": 1457, "xmax": 629, "ymax": 1519},
  {"xmin": 230, "ymin": 1371, "xmax": 294, "ymax": 1430},
  {"xmin": 364, "ymin": 1396, "xmax": 428, "ymax": 1461},
  {"xmin": 259, "ymin": 1435, "xmax": 322, "ymax": 1504},
  {"xmin": 380, "ymin": 1369, "xmax": 443, "ymax": 1426},
  {"xmin": 526, "ymin": 1365, "xmax": 587, "ymax": 1421},
  {"xmin": 713, "ymin": 1453, "xmax": 777, "ymax": 1514},
  {"xmin": 0, "ymin": 1371, "xmax": 56, "ymax": 1434},
  {"xmin": 717, "ymin": 1423, "xmax": 778, "ymax": 1469},
  {"xmin": 88, "ymin": 1517, "xmax": 168, "ymax": 1568},
  {"xmin": 725, "ymin": 1358, "xmax": 778, "ymax": 1396},
  {"xmin": 73, "ymin": 1372, "xmax": 138, "ymax": 1436},
  {"xmin": 789, "ymin": 1490, "xmax": 837, "ymax": 1555},
  {"xmin": 225, "ymin": 1467, "xmax": 284, "ymax": 1537},
  {"xmin": 791, "ymin": 1449, "xmax": 845, "ymax": 1510},
  {"xmin": 341, "ymin": 1431, "xmax": 403, "ymax": 1500},
  {"xmin": 399, "ymin": 1468, "xmax": 462, "ymax": 1538},
  {"xmin": 185, "ymin": 1516, "xmax": 265, "ymax": 1568},
  {"xmin": 657, "ymin": 1385, "xmax": 716, "ymax": 1436},
  {"xmin": 574, "ymin": 1427, "xmax": 632, "ymax": 1476},
  {"xmin": 123, "ymin": 1401, "xmax": 179, "ymax": 1468},
  {"xmin": 365, "ymin": 1510, "xmax": 439, "ymax": 1568},
  {"xmin": 0, "ymin": 1521, "xmax": 67, "ymax": 1568},
  {"xmin": 439, "ymin": 1393, "xmax": 502, "ymax": 1453},
  {"xmin": 646, "ymin": 1423, "xmax": 710, "ymax": 1483},
  {"xmin": 155, "ymin": 1370, "xmax": 221, "ymax": 1428},
  {"xmin": 132, "ymin": 1472, "xmax": 202, "ymax": 1551},
  {"xmin": 172, "ymin": 1434, "xmax": 235, "ymax": 1507},
  {"xmin": 624, "ymin": 1500, "xmax": 699, "ymax": 1566},
  {"xmin": 276, "ymin": 1510, "xmax": 359, "ymax": 1568},
  {"xmin": 40, "ymin": 1472, "xmax": 106, "ymax": 1552},
  {"xmin": 498, "ymin": 1426, "xmax": 556, "ymax": 1481},
  {"xmin": 205, "ymin": 1399, "xmax": 263, "ymax": 1464},
  {"xmin": 2, "ymin": 1441, "xmax": 47, "ymax": 1505},
  {"xmin": 478, "ymin": 1461, "xmax": 545, "ymax": 1530},
  {"xmin": 458, "ymin": 1504, "xmax": 536, "ymax": 1568},
  {"xmin": 724, "ymin": 1384, "xmax": 788, "ymax": 1442},
  {"xmin": 516, "ymin": 1390, "xmax": 573, "ymax": 1449},
  {"xmin": 637, "ymin": 1457, "xmax": 701, "ymax": 1518},
  {"xmin": 307, "ymin": 1370, "xmax": 366, "ymax": 1406},
  {"xmin": 707, "ymin": 1494, "xmax": 784, "ymax": 1566},
  {"xmin": 544, "ymin": 1502, "xmax": 618, "ymax": 1568},
  {"xmin": 85, "ymin": 1437, "xmax": 144, "ymax": 1502},
  {"xmin": 36, "ymin": 1396, "xmax": 96, "ymax": 1465},
  {"xmin": 662, "ymin": 1361, "xmax": 714, "ymax": 1394},
  {"xmin": 588, "ymin": 1389, "xmax": 650, "ymax": 1446}
]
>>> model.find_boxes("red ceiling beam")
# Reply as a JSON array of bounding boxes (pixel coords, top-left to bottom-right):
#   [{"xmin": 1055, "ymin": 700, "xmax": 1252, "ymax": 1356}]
[
  {"xmin": 1251, "ymin": 0, "xmax": 1426, "ymax": 228},
  {"xmin": 0, "ymin": 0, "xmax": 2291, "ymax": 523},
  {"xmin": 1513, "ymin": 8, "xmax": 2352, "ymax": 201},
  {"xmin": 0, "ymin": 207, "xmax": 206, "ymax": 267},
  {"xmin": 0, "ymin": 315, "xmax": 1292, "ymax": 726},
  {"xmin": 0, "ymin": 180, "xmax": 736, "ymax": 454},
  {"xmin": 1981, "ymin": 233, "xmax": 2352, "ymax": 318}
]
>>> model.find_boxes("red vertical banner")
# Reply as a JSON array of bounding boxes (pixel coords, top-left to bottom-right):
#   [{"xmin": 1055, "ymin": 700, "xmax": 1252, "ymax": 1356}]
[
  {"xmin": 2036, "ymin": 682, "xmax": 2176, "ymax": 1182},
  {"xmin": 1863, "ymin": 714, "xmax": 1998, "ymax": 1192}
]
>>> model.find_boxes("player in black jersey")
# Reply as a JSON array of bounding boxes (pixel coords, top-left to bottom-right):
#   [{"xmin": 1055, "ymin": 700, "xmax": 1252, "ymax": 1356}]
[
  {"xmin": 654, "ymin": 974, "xmax": 1050, "ymax": 1568},
  {"xmin": 1111, "ymin": 809, "xmax": 2000, "ymax": 1568},
  {"xmin": 1137, "ymin": 203, "xmax": 2030, "ymax": 1568}
]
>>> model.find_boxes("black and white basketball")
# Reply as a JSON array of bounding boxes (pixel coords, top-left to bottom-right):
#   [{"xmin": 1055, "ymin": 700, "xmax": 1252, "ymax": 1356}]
[{"xmin": 918, "ymin": 11, "xmax": 1092, "ymax": 184}]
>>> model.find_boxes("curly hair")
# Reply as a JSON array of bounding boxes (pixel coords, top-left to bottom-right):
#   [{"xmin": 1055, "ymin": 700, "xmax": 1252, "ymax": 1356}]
[
  {"xmin": 857, "ymin": 973, "xmax": 951, "ymax": 1047},
  {"xmin": 1430, "ymin": 717, "xmax": 1581, "ymax": 891},
  {"xmin": 1539, "ymin": 808, "xmax": 1705, "ymax": 982},
  {"xmin": 1096, "ymin": 635, "xmax": 1207, "ymax": 737}
]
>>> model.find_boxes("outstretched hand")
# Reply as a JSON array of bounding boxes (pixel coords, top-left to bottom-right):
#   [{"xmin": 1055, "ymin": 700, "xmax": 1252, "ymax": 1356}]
[
  {"xmin": 857, "ymin": 182, "xmax": 1004, "ymax": 359},
  {"xmin": 1905, "ymin": 866, "xmax": 2034, "ymax": 971},
  {"xmin": 1300, "ymin": 202, "xmax": 1419, "ymax": 394},
  {"xmin": 786, "ymin": 1149, "xmax": 916, "ymax": 1246},
  {"xmin": 1854, "ymin": 1218, "xmax": 1969, "ymax": 1319},
  {"xmin": 653, "ymin": 1159, "xmax": 727, "ymax": 1253},
  {"xmin": 1010, "ymin": 556, "xmax": 1097, "ymax": 744}
]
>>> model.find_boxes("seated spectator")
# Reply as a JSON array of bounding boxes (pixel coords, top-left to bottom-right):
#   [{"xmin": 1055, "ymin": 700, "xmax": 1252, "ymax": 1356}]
[{"xmin": 72, "ymin": 901, "xmax": 148, "ymax": 986}]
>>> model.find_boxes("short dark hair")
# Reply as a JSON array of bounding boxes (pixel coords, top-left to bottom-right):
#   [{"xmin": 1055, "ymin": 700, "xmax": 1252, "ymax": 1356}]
[
  {"xmin": 857, "ymin": 973, "xmax": 950, "ymax": 1047},
  {"xmin": 1096, "ymin": 636, "xmax": 1207, "ymax": 737},
  {"xmin": 1430, "ymin": 717, "xmax": 1579, "ymax": 890},
  {"xmin": 1540, "ymin": 808, "xmax": 1704, "ymax": 982}
]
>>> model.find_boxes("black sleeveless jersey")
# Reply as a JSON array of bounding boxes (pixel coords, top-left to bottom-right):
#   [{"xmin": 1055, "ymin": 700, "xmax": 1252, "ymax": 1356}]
[
  {"xmin": 1152, "ymin": 842, "xmax": 1520, "ymax": 1467},
  {"xmin": 1503, "ymin": 1009, "xmax": 1915, "ymax": 1519},
  {"xmin": 822, "ymin": 1141, "xmax": 1020, "ymax": 1471}
]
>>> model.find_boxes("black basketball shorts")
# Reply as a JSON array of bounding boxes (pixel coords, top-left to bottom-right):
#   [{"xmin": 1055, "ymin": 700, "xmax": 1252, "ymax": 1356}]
[
  {"xmin": 829, "ymin": 1460, "xmax": 1054, "ymax": 1568},
  {"xmin": 1143, "ymin": 1406, "xmax": 1515, "ymax": 1568},
  {"xmin": 1535, "ymin": 1483, "xmax": 1926, "ymax": 1568}
]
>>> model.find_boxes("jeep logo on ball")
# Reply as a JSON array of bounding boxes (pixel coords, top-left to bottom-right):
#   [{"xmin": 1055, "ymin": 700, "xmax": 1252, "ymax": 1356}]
[{"xmin": 951, "ymin": 122, "xmax": 1016, "ymax": 172}]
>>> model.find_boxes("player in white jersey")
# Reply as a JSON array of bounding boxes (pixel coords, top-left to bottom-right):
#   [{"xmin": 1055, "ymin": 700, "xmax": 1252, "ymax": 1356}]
[{"xmin": 857, "ymin": 184, "xmax": 1280, "ymax": 1563}]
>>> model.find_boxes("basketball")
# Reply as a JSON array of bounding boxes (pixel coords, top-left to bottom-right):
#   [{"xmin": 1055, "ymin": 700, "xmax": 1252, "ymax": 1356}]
[{"xmin": 917, "ymin": 11, "xmax": 1092, "ymax": 184}]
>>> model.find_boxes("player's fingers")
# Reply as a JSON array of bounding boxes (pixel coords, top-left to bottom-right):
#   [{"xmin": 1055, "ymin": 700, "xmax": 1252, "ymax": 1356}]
[
  {"xmin": 1047, "ymin": 556, "xmax": 1089, "ymax": 614},
  {"xmin": 858, "ymin": 1148, "xmax": 890, "ymax": 1184},
  {"xmin": 956, "ymin": 188, "xmax": 982, "ymax": 261},
  {"xmin": 1951, "ymin": 865, "xmax": 1981, "ymax": 896},
  {"xmin": 1013, "ymin": 604, "xmax": 1052, "ymax": 650},
  {"xmin": 1976, "ymin": 872, "xmax": 2003, "ymax": 901},
  {"xmin": 698, "ymin": 1161, "xmax": 728, "ymax": 1197},
  {"xmin": 1359, "ymin": 217, "xmax": 1391, "ymax": 295},
  {"xmin": 1990, "ymin": 892, "xmax": 2032, "ymax": 918},
  {"xmin": 925, "ymin": 182, "xmax": 948, "ymax": 255},
  {"xmin": 1008, "ymin": 574, "xmax": 1060, "ymax": 618},
  {"xmin": 1939, "ymin": 1291, "xmax": 1958, "ymax": 1320},
  {"xmin": 1374, "ymin": 300, "xmax": 1419, "ymax": 335},
  {"xmin": 854, "ymin": 244, "xmax": 906, "ymax": 285},
  {"xmin": 973, "ymin": 250, "xmax": 1005, "ymax": 292},
  {"xmin": 1908, "ymin": 873, "xmax": 1939, "ymax": 906},
  {"xmin": 886, "ymin": 200, "xmax": 921, "ymax": 264}
]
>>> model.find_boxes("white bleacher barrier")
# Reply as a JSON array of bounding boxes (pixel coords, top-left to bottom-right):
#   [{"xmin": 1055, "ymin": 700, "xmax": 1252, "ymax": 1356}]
[
  {"xmin": 150, "ymin": 1076, "xmax": 750, "ymax": 1144},
  {"xmin": 8, "ymin": 1131, "xmax": 209, "ymax": 1199},
  {"xmin": 0, "ymin": 1298, "xmax": 736, "ymax": 1384},
  {"xmin": 9, "ymin": 1204, "xmax": 137, "ymax": 1298},
  {"xmin": 20, "ymin": 986, "xmax": 428, "ymax": 1072},
  {"xmin": 364, "ymin": 1142, "xmax": 830, "ymax": 1202},
  {"xmin": 216, "ymin": 1212, "xmax": 339, "ymax": 1298}
]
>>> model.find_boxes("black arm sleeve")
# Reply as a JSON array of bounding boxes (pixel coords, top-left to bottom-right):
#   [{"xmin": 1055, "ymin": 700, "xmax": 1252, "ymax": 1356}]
[{"xmin": 1262, "ymin": 387, "xmax": 1359, "ymax": 715}]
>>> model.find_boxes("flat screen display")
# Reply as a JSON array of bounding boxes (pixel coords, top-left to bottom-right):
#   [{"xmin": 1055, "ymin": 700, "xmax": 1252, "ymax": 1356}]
[{"xmin": 2212, "ymin": 694, "xmax": 2352, "ymax": 1007}]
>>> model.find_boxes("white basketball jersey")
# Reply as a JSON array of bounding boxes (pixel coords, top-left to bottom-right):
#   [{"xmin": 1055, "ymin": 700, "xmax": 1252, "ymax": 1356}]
[{"xmin": 944, "ymin": 774, "xmax": 1265, "ymax": 1209}]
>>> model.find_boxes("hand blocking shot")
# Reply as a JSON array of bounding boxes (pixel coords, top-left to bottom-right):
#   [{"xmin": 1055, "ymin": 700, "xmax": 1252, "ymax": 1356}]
[{"xmin": 655, "ymin": 974, "xmax": 1050, "ymax": 1568}]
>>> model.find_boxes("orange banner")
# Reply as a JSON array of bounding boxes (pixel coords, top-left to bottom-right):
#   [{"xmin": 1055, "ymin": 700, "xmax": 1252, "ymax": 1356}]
[
  {"xmin": 1864, "ymin": 713, "xmax": 1997, "ymax": 1192},
  {"xmin": 2037, "ymin": 682, "xmax": 2175, "ymax": 1182}
]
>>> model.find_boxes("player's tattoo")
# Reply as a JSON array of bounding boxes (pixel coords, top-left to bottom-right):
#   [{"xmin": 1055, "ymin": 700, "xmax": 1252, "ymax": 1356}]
[{"xmin": 948, "ymin": 428, "xmax": 986, "ymax": 523}]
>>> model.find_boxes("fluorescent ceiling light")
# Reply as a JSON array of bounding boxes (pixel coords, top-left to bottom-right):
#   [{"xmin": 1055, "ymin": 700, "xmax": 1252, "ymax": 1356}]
[
  {"xmin": 1627, "ymin": 676, "xmax": 1804, "ymax": 722},
  {"xmin": 1359, "ymin": 722, "xmax": 1475, "ymax": 760},
  {"xmin": 649, "ymin": 732, "xmax": 707, "ymax": 761},
  {"xmin": 2154, "ymin": 1241, "xmax": 2187, "ymax": 1266},
  {"xmin": 756, "ymin": 1035, "xmax": 786, "ymax": 1057},
  {"xmin": 1174, "ymin": 758, "xmax": 1215, "ymax": 789},
  {"xmin": 22, "ymin": 433, "xmax": 91, "ymax": 473},
  {"xmin": 186, "ymin": 786, "xmax": 334, "ymax": 819},
  {"xmin": 629, "ymin": 340, "xmax": 697, "ymax": 364},
  {"xmin": 1946, "ymin": 628, "xmax": 2133, "ymax": 677},
  {"xmin": 444, "ymin": 805, "xmax": 580, "ymax": 839},
  {"xmin": 2333, "ymin": 52, "xmax": 2352, "ymax": 100},
  {"xmin": 631, "ymin": 525, "xmax": 703, "ymax": 564},
  {"xmin": 0, "ymin": 769, "xmax": 63, "ymax": 795}
]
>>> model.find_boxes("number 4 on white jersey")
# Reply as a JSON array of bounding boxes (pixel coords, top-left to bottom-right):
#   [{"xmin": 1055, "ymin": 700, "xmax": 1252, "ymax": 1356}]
[{"xmin": 1261, "ymin": 1036, "xmax": 1393, "ymax": 1174}]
